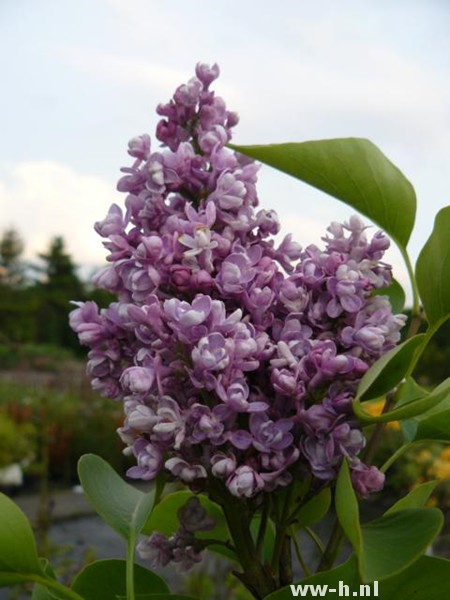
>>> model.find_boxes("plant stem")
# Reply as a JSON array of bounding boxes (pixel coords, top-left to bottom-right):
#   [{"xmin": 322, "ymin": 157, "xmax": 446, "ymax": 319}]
[
  {"xmin": 126, "ymin": 537, "xmax": 135, "ymax": 600},
  {"xmin": 30, "ymin": 575, "xmax": 85, "ymax": 600},
  {"xmin": 316, "ymin": 519, "xmax": 344, "ymax": 572},
  {"xmin": 291, "ymin": 530, "xmax": 311, "ymax": 577},
  {"xmin": 256, "ymin": 496, "xmax": 269, "ymax": 558},
  {"xmin": 400, "ymin": 246, "xmax": 421, "ymax": 327},
  {"xmin": 280, "ymin": 536, "xmax": 293, "ymax": 585},
  {"xmin": 380, "ymin": 442, "xmax": 413, "ymax": 473},
  {"xmin": 213, "ymin": 486, "xmax": 276, "ymax": 599},
  {"xmin": 271, "ymin": 486, "xmax": 294, "ymax": 582},
  {"xmin": 305, "ymin": 526, "xmax": 326, "ymax": 554}
]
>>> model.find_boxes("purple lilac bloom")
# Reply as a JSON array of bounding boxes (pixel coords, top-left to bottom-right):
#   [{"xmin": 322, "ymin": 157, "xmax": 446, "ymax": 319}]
[{"xmin": 70, "ymin": 63, "xmax": 404, "ymax": 516}]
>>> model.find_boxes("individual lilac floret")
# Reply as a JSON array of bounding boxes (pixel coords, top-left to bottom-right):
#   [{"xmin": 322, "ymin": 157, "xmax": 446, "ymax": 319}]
[
  {"xmin": 227, "ymin": 465, "xmax": 265, "ymax": 498},
  {"xmin": 351, "ymin": 460, "xmax": 385, "ymax": 497},
  {"xmin": 70, "ymin": 63, "xmax": 405, "ymax": 515}
]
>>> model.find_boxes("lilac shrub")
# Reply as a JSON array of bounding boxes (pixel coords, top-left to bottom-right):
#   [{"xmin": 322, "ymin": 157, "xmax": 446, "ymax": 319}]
[{"xmin": 70, "ymin": 63, "xmax": 405, "ymax": 575}]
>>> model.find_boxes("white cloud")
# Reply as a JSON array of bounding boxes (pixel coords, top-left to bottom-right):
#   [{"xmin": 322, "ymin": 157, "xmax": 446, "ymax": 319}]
[
  {"xmin": 57, "ymin": 48, "xmax": 188, "ymax": 90},
  {"xmin": 56, "ymin": 46, "xmax": 238, "ymax": 105},
  {"xmin": 0, "ymin": 161, "xmax": 116, "ymax": 267},
  {"xmin": 232, "ymin": 42, "xmax": 449, "ymax": 148}
]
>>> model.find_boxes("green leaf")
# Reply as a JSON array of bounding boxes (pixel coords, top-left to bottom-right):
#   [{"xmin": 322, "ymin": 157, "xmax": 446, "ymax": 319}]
[
  {"xmin": 231, "ymin": 138, "xmax": 416, "ymax": 248},
  {"xmin": 335, "ymin": 466, "xmax": 443, "ymax": 582},
  {"xmin": 0, "ymin": 493, "xmax": 43, "ymax": 578},
  {"xmin": 410, "ymin": 408, "xmax": 450, "ymax": 442},
  {"xmin": 387, "ymin": 377, "xmax": 450, "ymax": 442},
  {"xmin": 396, "ymin": 376, "xmax": 427, "ymax": 407},
  {"xmin": 291, "ymin": 487, "xmax": 331, "ymax": 529},
  {"xmin": 385, "ymin": 481, "xmax": 437, "ymax": 515},
  {"xmin": 356, "ymin": 334, "xmax": 426, "ymax": 402},
  {"xmin": 355, "ymin": 376, "xmax": 450, "ymax": 425},
  {"xmin": 372, "ymin": 278, "xmax": 406, "ymax": 313},
  {"xmin": 335, "ymin": 460, "xmax": 362, "ymax": 553},
  {"xmin": 78, "ymin": 454, "xmax": 155, "ymax": 541},
  {"xmin": 397, "ymin": 377, "xmax": 428, "ymax": 440},
  {"xmin": 263, "ymin": 556, "xmax": 359, "ymax": 599},
  {"xmin": 360, "ymin": 508, "xmax": 443, "ymax": 581},
  {"xmin": 416, "ymin": 206, "xmax": 450, "ymax": 326},
  {"xmin": 402, "ymin": 376, "xmax": 450, "ymax": 442},
  {"xmin": 379, "ymin": 556, "xmax": 450, "ymax": 600},
  {"xmin": 71, "ymin": 559, "xmax": 169, "ymax": 599}
]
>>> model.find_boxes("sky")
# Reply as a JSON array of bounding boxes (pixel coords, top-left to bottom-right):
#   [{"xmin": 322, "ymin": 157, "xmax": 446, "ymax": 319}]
[{"xmin": 1, "ymin": 0, "xmax": 450, "ymax": 303}]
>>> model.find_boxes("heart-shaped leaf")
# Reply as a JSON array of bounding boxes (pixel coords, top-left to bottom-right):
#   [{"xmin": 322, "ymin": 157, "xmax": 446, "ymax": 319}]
[
  {"xmin": 231, "ymin": 138, "xmax": 416, "ymax": 248},
  {"xmin": 71, "ymin": 559, "xmax": 169, "ymax": 599},
  {"xmin": 78, "ymin": 454, "xmax": 155, "ymax": 541},
  {"xmin": 416, "ymin": 206, "xmax": 450, "ymax": 326}
]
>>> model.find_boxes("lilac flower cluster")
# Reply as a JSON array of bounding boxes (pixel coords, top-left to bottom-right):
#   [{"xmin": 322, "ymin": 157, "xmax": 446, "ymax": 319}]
[{"xmin": 70, "ymin": 64, "xmax": 405, "ymax": 503}]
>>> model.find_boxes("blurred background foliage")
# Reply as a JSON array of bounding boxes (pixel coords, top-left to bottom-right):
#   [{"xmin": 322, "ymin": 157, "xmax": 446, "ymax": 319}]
[
  {"xmin": 0, "ymin": 227, "xmax": 126, "ymax": 489},
  {"xmin": 0, "ymin": 227, "xmax": 112, "ymax": 354}
]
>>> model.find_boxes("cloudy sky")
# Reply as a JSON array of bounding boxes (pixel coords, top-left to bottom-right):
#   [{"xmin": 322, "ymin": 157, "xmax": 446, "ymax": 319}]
[{"xmin": 1, "ymin": 0, "xmax": 449, "ymax": 302}]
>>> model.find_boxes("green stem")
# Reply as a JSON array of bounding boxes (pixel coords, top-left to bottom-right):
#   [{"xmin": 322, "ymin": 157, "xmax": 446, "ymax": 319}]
[
  {"xmin": 400, "ymin": 246, "xmax": 420, "ymax": 322},
  {"xmin": 305, "ymin": 526, "xmax": 326, "ymax": 554},
  {"xmin": 291, "ymin": 529, "xmax": 311, "ymax": 577},
  {"xmin": 256, "ymin": 496, "xmax": 270, "ymax": 558},
  {"xmin": 380, "ymin": 443, "xmax": 412, "ymax": 473},
  {"xmin": 279, "ymin": 536, "xmax": 293, "ymax": 586},
  {"xmin": 316, "ymin": 519, "xmax": 344, "ymax": 572},
  {"xmin": 271, "ymin": 486, "xmax": 294, "ymax": 578},
  {"xmin": 126, "ymin": 536, "xmax": 135, "ymax": 600},
  {"xmin": 28, "ymin": 574, "xmax": 85, "ymax": 600}
]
